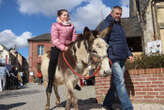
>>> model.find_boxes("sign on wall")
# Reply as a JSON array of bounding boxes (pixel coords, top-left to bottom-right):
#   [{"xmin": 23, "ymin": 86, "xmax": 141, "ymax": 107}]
[{"xmin": 147, "ymin": 40, "xmax": 162, "ymax": 55}]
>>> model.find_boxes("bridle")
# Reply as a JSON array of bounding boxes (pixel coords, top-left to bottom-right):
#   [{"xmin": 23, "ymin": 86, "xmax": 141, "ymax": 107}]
[
  {"xmin": 62, "ymin": 51, "xmax": 112, "ymax": 80},
  {"xmin": 62, "ymin": 52, "xmax": 101, "ymax": 80}
]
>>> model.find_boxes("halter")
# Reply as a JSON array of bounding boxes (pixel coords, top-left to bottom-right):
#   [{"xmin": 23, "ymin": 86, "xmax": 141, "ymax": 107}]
[{"xmin": 62, "ymin": 52, "xmax": 101, "ymax": 80}]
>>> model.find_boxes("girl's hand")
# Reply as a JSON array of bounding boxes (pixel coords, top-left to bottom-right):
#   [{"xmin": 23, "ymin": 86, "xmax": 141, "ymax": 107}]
[{"xmin": 64, "ymin": 46, "xmax": 68, "ymax": 51}]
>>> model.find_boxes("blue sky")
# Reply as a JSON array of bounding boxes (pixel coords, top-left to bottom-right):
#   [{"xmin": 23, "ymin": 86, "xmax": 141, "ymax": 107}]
[{"xmin": 0, "ymin": 0, "xmax": 129, "ymax": 59}]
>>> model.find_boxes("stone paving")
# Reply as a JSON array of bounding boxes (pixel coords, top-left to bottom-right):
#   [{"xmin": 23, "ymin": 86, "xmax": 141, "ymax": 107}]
[{"xmin": 0, "ymin": 83, "xmax": 164, "ymax": 110}]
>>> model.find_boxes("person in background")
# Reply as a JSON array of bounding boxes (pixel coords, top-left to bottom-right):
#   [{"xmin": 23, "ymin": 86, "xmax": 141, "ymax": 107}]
[
  {"xmin": 96, "ymin": 6, "xmax": 134, "ymax": 110},
  {"xmin": 17, "ymin": 72, "xmax": 23, "ymax": 88},
  {"xmin": 36, "ymin": 69, "xmax": 43, "ymax": 85},
  {"xmin": 10, "ymin": 66, "xmax": 23, "ymax": 89},
  {"xmin": 46, "ymin": 9, "xmax": 81, "ymax": 94},
  {"xmin": 0, "ymin": 63, "xmax": 10, "ymax": 92}
]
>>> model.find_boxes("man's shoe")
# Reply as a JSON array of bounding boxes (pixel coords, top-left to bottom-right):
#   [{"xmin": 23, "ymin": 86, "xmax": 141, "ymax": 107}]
[{"xmin": 74, "ymin": 84, "xmax": 81, "ymax": 91}]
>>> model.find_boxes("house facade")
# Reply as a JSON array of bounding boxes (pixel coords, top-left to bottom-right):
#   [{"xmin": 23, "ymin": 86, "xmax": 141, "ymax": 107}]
[
  {"xmin": 0, "ymin": 44, "xmax": 10, "ymax": 64},
  {"xmin": 28, "ymin": 33, "xmax": 52, "ymax": 75},
  {"xmin": 136, "ymin": 0, "xmax": 164, "ymax": 54},
  {"xmin": 0, "ymin": 44, "xmax": 29, "ymax": 82}
]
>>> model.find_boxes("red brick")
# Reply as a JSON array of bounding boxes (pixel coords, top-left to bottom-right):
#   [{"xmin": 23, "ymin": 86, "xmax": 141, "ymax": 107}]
[
  {"xmin": 133, "ymin": 96, "xmax": 144, "ymax": 98},
  {"xmin": 146, "ymin": 78, "xmax": 158, "ymax": 81},
  {"xmin": 135, "ymin": 85, "xmax": 146, "ymax": 88},
  {"xmin": 156, "ymin": 96, "xmax": 164, "ymax": 99},
  {"xmin": 159, "ymin": 92, "xmax": 164, "ymax": 95},
  {"xmin": 152, "ymin": 81, "xmax": 164, "ymax": 84},
  {"xmin": 154, "ymin": 88, "xmax": 164, "ymax": 91},
  {"xmin": 147, "ymin": 85, "xmax": 158, "ymax": 88},
  {"xmin": 152, "ymin": 74, "xmax": 164, "ymax": 77},
  {"xmin": 144, "ymin": 96, "xmax": 155, "ymax": 98},
  {"xmin": 158, "ymin": 85, "xmax": 164, "ymax": 87},
  {"xmin": 135, "ymin": 92, "xmax": 147, "ymax": 95},
  {"xmin": 147, "ymin": 92, "xmax": 158, "ymax": 95},
  {"xmin": 142, "ymin": 88, "xmax": 153, "ymax": 91},
  {"xmin": 134, "ymin": 78, "xmax": 146, "ymax": 81},
  {"xmin": 158, "ymin": 78, "xmax": 164, "ymax": 80}
]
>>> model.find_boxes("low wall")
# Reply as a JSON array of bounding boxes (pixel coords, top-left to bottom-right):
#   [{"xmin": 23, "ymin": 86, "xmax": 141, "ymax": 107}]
[{"xmin": 95, "ymin": 68, "xmax": 164, "ymax": 104}]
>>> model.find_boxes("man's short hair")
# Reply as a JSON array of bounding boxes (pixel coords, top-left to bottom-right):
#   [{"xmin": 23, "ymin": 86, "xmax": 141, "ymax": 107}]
[{"xmin": 112, "ymin": 5, "xmax": 122, "ymax": 10}]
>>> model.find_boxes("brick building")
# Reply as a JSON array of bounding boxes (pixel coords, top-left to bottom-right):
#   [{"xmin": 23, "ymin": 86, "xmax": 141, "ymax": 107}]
[{"xmin": 28, "ymin": 33, "xmax": 52, "ymax": 75}]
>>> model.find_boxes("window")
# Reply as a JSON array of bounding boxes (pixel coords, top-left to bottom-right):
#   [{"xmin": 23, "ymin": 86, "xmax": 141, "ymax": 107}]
[
  {"xmin": 38, "ymin": 45, "xmax": 44, "ymax": 56},
  {"xmin": 127, "ymin": 37, "xmax": 142, "ymax": 52}
]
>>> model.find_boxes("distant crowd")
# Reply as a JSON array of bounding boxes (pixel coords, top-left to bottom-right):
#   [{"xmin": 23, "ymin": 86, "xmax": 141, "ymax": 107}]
[{"xmin": 0, "ymin": 63, "xmax": 24, "ymax": 92}]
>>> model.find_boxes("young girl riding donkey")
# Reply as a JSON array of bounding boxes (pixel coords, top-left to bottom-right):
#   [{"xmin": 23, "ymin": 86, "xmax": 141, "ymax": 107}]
[
  {"xmin": 46, "ymin": 9, "xmax": 80, "ymax": 94},
  {"xmin": 44, "ymin": 8, "xmax": 112, "ymax": 110}
]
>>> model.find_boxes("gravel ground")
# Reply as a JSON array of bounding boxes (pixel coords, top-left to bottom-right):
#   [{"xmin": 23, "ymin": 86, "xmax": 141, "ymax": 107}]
[{"xmin": 0, "ymin": 83, "xmax": 164, "ymax": 110}]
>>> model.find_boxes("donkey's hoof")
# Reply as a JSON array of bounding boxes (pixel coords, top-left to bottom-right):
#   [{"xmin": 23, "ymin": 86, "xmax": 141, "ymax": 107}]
[
  {"xmin": 56, "ymin": 100, "xmax": 60, "ymax": 106},
  {"xmin": 45, "ymin": 105, "xmax": 49, "ymax": 110}
]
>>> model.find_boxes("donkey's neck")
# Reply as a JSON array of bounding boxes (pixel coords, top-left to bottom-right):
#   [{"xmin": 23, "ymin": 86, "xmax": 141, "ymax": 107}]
[{"xmin": 65, "ymin": 40, "xmax": 90, "ymax": 73}]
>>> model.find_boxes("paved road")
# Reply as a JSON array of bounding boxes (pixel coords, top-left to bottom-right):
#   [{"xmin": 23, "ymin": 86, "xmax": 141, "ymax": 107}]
[{"xmin": 0, "ymin": 83, "xmax": 164, "ymax": 110}]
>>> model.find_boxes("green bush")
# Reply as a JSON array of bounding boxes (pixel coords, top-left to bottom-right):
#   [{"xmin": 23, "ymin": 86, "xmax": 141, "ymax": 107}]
[{"xmin": 126, "ymin": 54, "xmax": 164, "ymax": 69}]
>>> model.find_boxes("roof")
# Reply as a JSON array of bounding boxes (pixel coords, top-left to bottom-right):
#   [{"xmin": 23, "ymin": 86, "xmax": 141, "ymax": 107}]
[
  {"xmin": 96, "ymin": 17, "xmax": 142, "ymax": 38},
  {"xmin": 29, "ymin": 16, "xmax": 142, "ymax": 41},
  {"xmin": 0, "ymin": 44, "xmax": 9, "ymax": 51},
  {"xmin": 28, "ymin": 33, "xmax": 51, "ymax": 41}
]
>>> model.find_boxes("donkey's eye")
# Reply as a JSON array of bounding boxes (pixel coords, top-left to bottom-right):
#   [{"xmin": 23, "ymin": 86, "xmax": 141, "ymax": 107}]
[{"xmin": 97, "ymin": 45, "xmax": 101, "ymax": 48}]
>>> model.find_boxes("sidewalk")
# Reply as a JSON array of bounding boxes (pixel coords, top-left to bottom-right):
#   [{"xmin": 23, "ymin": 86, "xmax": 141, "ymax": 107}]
[{"xmin": 0, "ymin": 83, "xmax": 164, "ymax": 110}]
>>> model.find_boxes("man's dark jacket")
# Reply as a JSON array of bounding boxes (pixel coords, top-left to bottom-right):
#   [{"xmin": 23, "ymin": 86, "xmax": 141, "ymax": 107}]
[{"xmin": 96, "ymin": 14, "xmax": 132, "ymax": 62}]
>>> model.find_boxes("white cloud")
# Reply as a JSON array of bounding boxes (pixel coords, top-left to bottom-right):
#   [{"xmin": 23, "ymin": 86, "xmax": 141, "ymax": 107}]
[
  {"xmin": 17, "ymin": 0, "xmax": 86, "ymax": 16},
  {"xmin": 16, "ymin": 0, "xmax": 129, "ymax": 32},
  {"xmin": 71, "ymin": 0, "xmax": 111, "ymax": 32},
  {"xmin": 0, "ymin": 29, "xmax": 33, "ymax": 49}
]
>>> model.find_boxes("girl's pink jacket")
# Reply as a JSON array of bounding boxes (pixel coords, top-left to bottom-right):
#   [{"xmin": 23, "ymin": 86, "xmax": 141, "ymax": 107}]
[{"xmin": 51, "ymin": 22, "xmax": 77, "ymax": 51}]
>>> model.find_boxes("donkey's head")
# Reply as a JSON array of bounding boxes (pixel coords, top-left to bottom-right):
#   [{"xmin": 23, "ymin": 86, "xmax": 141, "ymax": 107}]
[{"xmin": 81, "ymin": 26, "xmax": 112, "ymax": 76}]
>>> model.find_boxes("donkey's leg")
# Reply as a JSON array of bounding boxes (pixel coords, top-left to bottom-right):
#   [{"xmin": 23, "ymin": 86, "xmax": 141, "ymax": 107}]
[
  {"xmin": 53, "ymin": 84, "xmax": 60, "ymax": 106},
  {"xmin": 45, "ymin": 92, "xmax": 51, "ymax": 110},
  {"xmin": 65, "ymin": 89, "xmax": 72, "ymax": 110},
  {"xmin": 71, "ymin": 85, "xmax": 78, "ymax": 110},
  {"xmin": 65, "ymin": 83, "xmax": 78, "ymax": 110}
]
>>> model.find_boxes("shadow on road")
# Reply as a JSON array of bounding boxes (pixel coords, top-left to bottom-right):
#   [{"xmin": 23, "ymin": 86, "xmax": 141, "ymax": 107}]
[
  {"xmin": 50, "ymin": 98, "xmax": 101, "ymax": 110},
  {"xmin": 0, "ymin": 89, "xmax": 41, "ymax": 100},
  {"xmin": 0, "ymin": 102, "xmax": 26, "ymax": 110}
]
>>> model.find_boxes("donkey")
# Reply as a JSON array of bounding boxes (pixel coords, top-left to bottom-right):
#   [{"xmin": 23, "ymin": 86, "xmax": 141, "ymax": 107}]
[{"xmin": 41, "ymin": 26, "xmax": 112, "ymax": 110}]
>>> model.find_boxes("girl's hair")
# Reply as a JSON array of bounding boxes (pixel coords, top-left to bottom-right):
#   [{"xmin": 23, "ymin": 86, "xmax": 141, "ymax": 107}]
[{"xmin": 57, "ymin": 9, "xmax": 69, "ymax": 17}]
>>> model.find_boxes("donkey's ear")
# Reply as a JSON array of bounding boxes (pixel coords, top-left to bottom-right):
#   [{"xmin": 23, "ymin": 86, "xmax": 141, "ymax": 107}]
[
  {"xmin": 83, "ymin": 26, "xmax": 94, "ymax": 42},
  {"xmin": 98, "ymin": 22, "xmax": 114, "ymax": 38},
  {"xmin": 83, "ymin": 26, "xmax": 91, "ymax": 38}
]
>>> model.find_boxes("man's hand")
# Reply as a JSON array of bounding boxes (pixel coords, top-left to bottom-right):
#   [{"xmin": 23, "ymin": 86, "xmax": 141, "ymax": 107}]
[{"xmin": 128, "ymin": 56, "xmax": 134, "ymax": 63}]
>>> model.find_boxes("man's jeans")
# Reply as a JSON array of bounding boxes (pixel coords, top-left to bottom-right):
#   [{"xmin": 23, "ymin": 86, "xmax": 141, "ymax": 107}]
[{"xmin": 103, "ymin": 61, "xmax": 133, "ymax": 110}]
